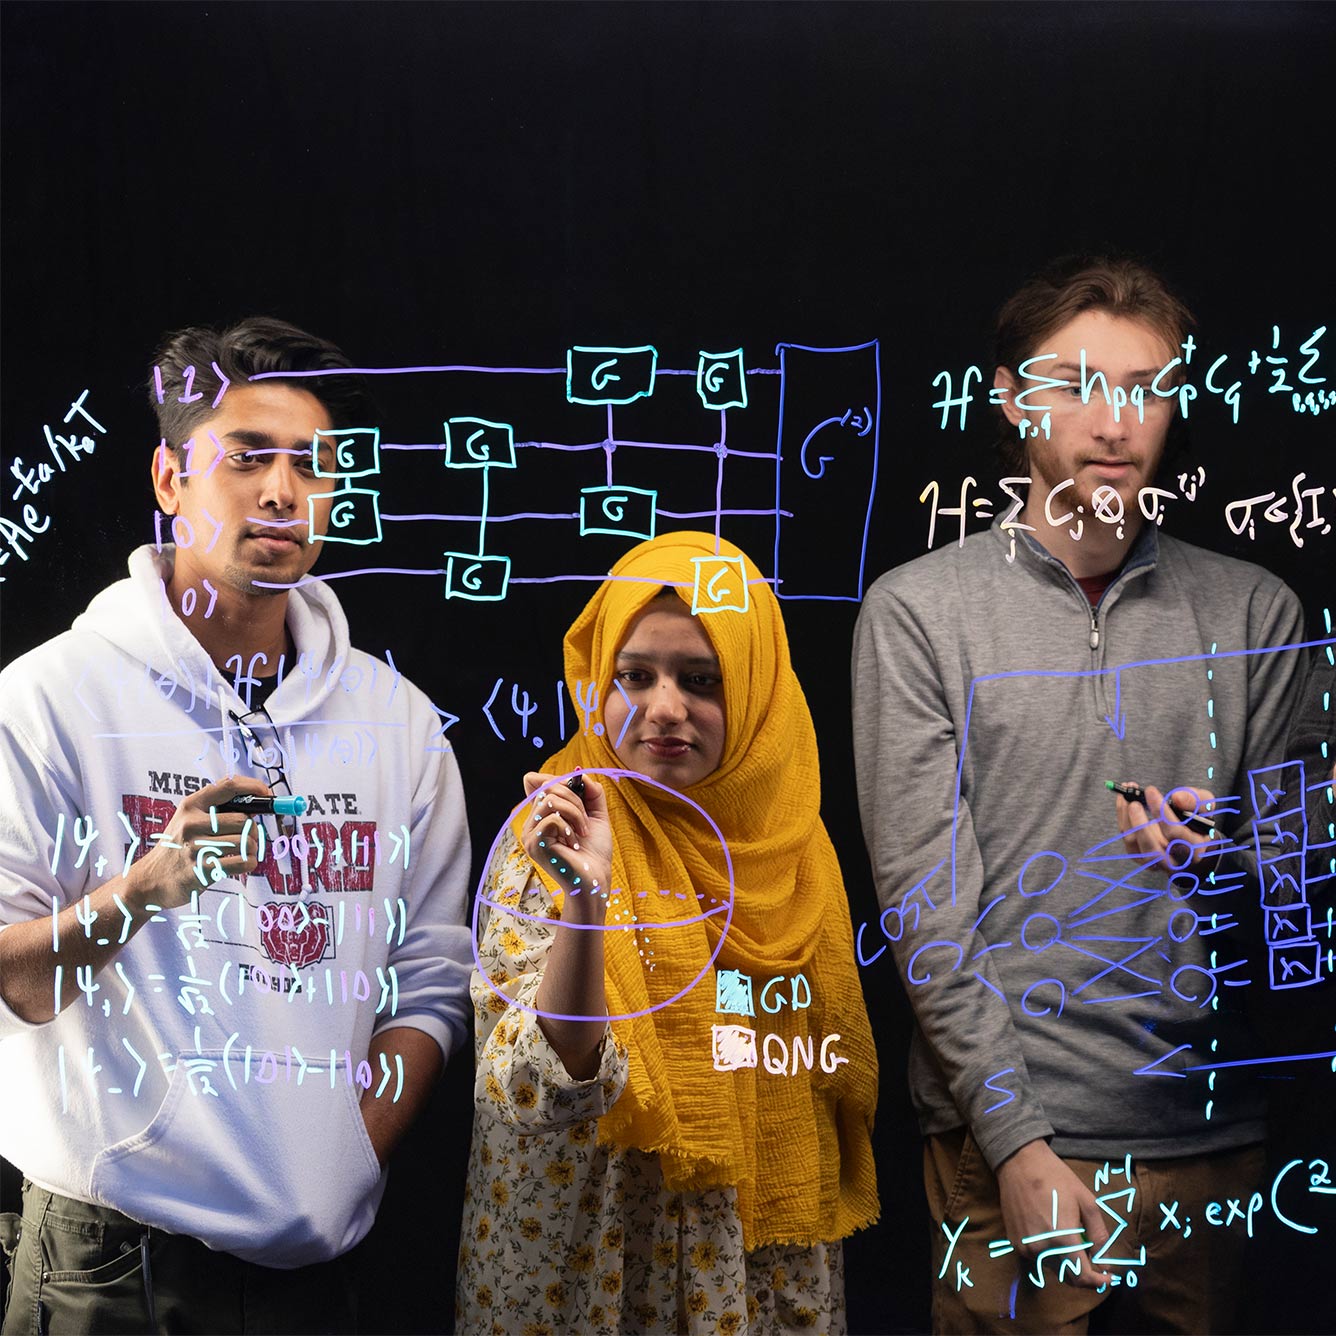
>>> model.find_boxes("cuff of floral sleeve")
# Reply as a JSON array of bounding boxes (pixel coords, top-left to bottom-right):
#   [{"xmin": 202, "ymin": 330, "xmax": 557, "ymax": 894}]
[{"xmin": 527, "ymin": 1014, "xmax": 628, "ymax": 1117}]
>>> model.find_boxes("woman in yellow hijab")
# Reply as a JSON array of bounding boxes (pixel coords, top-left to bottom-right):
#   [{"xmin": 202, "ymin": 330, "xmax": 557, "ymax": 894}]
[{"xmin": 456, "ymin": 532, "xmax": 878, "ymax": 1336}]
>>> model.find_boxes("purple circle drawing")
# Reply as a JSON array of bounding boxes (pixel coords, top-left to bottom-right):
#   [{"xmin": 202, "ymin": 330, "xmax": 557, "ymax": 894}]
[
  {"xmin": 1163, "ymin": 837, "xmax": 1196, "ymax": 871},
  {"xmin": 470, "ymin": 768, "xmax": 735, "ymax": 1023}
]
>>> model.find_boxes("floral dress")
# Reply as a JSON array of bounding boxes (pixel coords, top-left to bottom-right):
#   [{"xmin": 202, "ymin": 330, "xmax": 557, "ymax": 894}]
[{"xmin": 455, "ymin": 828, "xmax": 845, "ymax": 1336}]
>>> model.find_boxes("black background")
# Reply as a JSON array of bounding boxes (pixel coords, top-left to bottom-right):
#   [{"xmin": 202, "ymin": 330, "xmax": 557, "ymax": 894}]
[{"xmin": 2, "ymin": 3, "xmax": 1334, "ymax": 1332}]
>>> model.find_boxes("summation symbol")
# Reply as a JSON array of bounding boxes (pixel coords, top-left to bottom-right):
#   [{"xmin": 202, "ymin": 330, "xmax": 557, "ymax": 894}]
[{"xmin": 983, "ymin": 1156, "xmax": 1147, "ymax": 1291}]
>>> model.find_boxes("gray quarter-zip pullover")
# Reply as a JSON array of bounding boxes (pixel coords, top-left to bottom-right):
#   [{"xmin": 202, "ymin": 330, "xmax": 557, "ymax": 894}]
[{"xmin": 852, "ymin": 518, "xmax": 1305, "ymax": 1168}]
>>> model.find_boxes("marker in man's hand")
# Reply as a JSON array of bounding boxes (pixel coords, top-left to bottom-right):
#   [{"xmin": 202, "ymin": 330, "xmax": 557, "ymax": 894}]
[
  {"xmin": 215, "ymin": 794, "xmax": 308, "ymax": 816},
  {"xmin": 1105, "ymin": 781, "xmax": 1216, "ymax": 835}
]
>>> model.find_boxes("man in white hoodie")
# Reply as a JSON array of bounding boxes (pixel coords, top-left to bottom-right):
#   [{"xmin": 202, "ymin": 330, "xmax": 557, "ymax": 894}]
[{"xmin": 0, "ymin": 319, "xmax": 472, "ymax": 1332}]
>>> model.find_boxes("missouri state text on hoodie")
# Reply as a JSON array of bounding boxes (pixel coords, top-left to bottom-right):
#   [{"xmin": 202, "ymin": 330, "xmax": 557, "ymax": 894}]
[{"xmin": 0, "ymin": 545, "xmax": 472, "ymax": 1267}]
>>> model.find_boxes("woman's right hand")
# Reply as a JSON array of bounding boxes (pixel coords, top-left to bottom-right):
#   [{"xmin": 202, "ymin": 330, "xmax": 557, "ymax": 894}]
[{"xmin": 521, "ymin": 772, "xmax": 614, "ymax": 919}]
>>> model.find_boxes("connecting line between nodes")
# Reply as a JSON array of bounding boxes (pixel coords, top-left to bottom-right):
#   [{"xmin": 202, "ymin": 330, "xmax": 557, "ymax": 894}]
[
  {"xmin": 477, "ymin": 469, "xmax": 490, "ymax": 557},
  {"xmin": 715, "ymin": 409, "xmax": 727, "ymax": 553},
  {"xmin": 377, "ymin": 436, "xmax": 778, "ymax": 459},
  {"xmin": 244, "ymin": 346, "xmax": 869, "ymax": 602},
  {"xmin": 381, "ymin": 509, "xmax": 790, "ymax": 523},
  {"xmin": 249, "ymin": 364, "xmax": 786, "ymax": 381}
]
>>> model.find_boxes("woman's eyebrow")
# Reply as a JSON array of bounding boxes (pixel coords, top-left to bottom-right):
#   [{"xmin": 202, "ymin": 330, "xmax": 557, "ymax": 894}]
[{"xmin": 615, "ymin": 650, "xmax": 721, "ymax": 669}]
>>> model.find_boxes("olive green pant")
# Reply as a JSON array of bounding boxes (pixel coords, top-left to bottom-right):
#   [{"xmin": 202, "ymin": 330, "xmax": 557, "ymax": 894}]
[{"xmin": 1, "ymin": 1182, "xmax": 356, "ymax": 1335}]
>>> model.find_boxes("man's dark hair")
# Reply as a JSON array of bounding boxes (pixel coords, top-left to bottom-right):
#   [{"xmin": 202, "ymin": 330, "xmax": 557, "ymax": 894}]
[
  {"xmin": 149, "ymin": 317, "xmax": 373, "ymax": 462},
  {"xmin": 992, "ymin": 254, "xmax": 1197, "ymax": 475}
]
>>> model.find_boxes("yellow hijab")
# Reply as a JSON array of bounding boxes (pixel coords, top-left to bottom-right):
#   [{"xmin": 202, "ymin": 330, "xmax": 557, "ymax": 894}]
[{"xmin": 517, "ymin": 531, "xmax": 878, "ymax": 1249}]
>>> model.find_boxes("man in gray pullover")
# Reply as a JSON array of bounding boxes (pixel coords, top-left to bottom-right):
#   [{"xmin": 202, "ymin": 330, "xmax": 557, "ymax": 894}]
[{"xmin": 852, "ymin": 256, "xmax": 1306, "ymax": 1333}]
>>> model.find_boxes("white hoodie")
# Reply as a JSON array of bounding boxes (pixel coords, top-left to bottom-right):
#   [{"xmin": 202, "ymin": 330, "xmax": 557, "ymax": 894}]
[{"xmin": 0, "ymin": 546, "xmax": 472, "ymax": 1267}]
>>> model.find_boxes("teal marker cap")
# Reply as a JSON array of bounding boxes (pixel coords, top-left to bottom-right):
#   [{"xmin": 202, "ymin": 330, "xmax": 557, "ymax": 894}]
[{"xmin": 274, "ymin": 795, "xmax": 307, "ymax": 816}]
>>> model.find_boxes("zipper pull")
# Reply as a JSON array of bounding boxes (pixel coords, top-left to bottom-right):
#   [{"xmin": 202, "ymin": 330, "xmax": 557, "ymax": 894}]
[{"xmin": 1089, "ymin": 611, "xmax": 1100, "ymax": 650}]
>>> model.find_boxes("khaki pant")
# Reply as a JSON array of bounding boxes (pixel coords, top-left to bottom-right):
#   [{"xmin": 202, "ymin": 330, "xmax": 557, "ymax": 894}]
[
  {"xmin": 1, "ymin": 1182, "xmax": 356, "ymax": 1335},
  {"xmin": 923, "ymin": 1130, "xmax": 1264, "ymax": 1335}
]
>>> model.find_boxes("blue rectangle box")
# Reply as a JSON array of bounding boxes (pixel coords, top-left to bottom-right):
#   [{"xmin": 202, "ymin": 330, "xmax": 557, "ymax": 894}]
[
  {"xmin": 309, "ymin": 487, "xmax": 382, "ymax": 545},
  {"xmin": 445, "ymin": 418, "xmax": 516, "ymax": 469},
  {"xmin": 1268, "ymin": 940, "xmax": 1322, "ymax": 989},
  {"xmin": 314, "ymin": 427, "xmax": 380, "ymax": 479},
  {"xmin": 566, "ymin": 346, "xmax": 658, "ymax": 406},
  {"xmin": 579, "ymin": 486, "xmax": 657, "ymax": 540},
  {"xmin": 443, "ymin": 552, "xmax": 511, "ymax": 602}
]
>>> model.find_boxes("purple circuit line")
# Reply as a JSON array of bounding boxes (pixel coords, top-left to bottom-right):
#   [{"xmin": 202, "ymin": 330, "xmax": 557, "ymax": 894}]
[
  {"xmin": 515, "ymin": 441, "xmax": 604, "ymax": 453},
  {"xmin": 384, "ymin": 508, "xmax": 785, "ymax": 522},
  {"xmin": 510, "ymin": 575, "xmax": 695, "ymax": 587},
  {"xmin": 252, "ymin": 569, "xmax": 447, "ymax": 588},
  {"xmin": 382, "ymin": 512, "xmax": 580, "ymax": 523},
  {"xmin": 252, "ymin": 364, "xmax": 786, "ymax": 381},
  {"xmin": 505, "ymin": 571, "xmax": 785, "ymax": 587},
  {"xmin": 254, "ymin": 570, "xmax": 783, "ymax": 589},
  {"xmin": 579, "ymin": 365, "xmax": 780, "ymax": 377},
  {"xmin": 249, "ymin": 366, "xmax": 567, "ymax": 379},
  {"xmin": 507, "ymin": 438, "xmax": 777, "ymax": 460},
  {"xmin": 382, "ymin": 443, "xmax": 447, "ymax": 452},
  {"xmin": 605, "ymin": 405, "xmax": 615, "ymax": 486},
  {"xmin": 509, "ymin": 574, "xmax": 782, "ymax": 587},
  {"xmin": 613, "ymin": 438, "xmax": 730, "ymax": 453},
  {"xmin": 657, "ymin": 508, "xmax": 792, "ymax": 519},
  {"xmin": 651, "ymin": 367, "xmax": 781, "ymax": 376},
  {"xmin": 716, "ymin": 446, "xmax": 775, "ymax": 460}
]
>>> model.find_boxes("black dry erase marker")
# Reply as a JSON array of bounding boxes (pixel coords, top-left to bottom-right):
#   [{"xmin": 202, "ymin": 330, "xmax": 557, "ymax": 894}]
[
  {"xmin": 216, "ymin": 794, "xmax": 308, "ymax": 817},
  {"xmin": 1105, "ymin": 781, "xmax": 1216, "ymax": 835},
  {"xmin": 565, "ymin": 773, "xmax": 586, "ymax": 799}
]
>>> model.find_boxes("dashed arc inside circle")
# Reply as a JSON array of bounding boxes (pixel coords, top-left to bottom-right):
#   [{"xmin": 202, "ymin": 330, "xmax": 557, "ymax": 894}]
[{"xmin": 470, "ymin": 766, "xmax": 737, "ymax": 1022}]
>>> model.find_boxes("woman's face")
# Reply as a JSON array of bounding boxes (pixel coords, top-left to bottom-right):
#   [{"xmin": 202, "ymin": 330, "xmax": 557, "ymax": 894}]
[{"xmin": 603, "ymin": 599, "xmax": 726, "ymax": 790}]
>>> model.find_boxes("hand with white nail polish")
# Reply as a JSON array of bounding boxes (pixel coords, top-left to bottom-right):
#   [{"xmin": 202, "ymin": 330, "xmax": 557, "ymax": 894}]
[
  {"xmin": 522, "ymin": 771, "xmax": 616, "ymax": 1078},
  {"xmin": 520, "ymin": 771, "xmax": 613, "ymax": 926}
]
